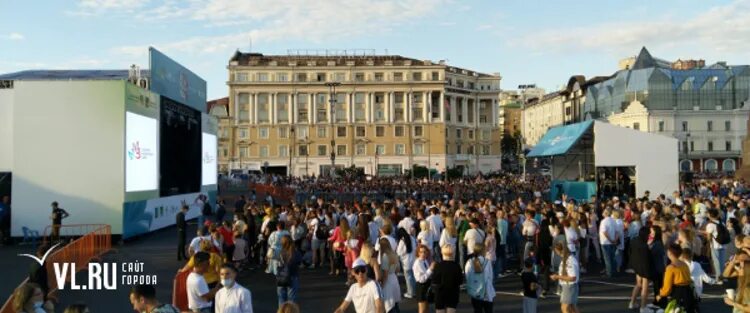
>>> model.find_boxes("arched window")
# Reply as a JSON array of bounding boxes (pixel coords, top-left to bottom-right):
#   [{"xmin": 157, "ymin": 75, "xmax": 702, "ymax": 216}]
[
  {"xmin": 704, "ymin": 159, "xmax": 718, "ymax": 172},
  {"xmin": 723, "ymin": 159, "xmax": 736, "ymax": 172},
  {"xmin": 680, "ymin": 160, "xmax": 692, "ymax": 172}
]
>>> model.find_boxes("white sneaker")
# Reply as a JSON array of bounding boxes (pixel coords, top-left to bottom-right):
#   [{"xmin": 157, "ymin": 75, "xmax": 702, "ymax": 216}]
[
  {"xmin": 403, "ymin": 293, "xmax": 413, "ymax": 299},
  {"xmin": 716, "ymin": 280, "xmax": 724, "ymax": 286},
  {"xmin": 628, "ymin": 301, "xmax": 639, "ymax": 309}
]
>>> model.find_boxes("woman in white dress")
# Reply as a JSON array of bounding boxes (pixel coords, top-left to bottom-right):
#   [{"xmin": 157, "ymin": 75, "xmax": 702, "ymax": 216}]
[{"xmin": 378, "ymin": 238, "xmax": 402, "ymax": 313}]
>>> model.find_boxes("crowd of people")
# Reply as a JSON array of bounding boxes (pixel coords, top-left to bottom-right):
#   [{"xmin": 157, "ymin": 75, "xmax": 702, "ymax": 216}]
[{"xmin": 10, "ymin": 172, "xmax": 750, "ymax": 313}]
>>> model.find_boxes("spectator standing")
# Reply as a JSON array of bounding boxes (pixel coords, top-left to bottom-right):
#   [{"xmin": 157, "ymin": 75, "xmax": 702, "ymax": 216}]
[
  {"xmin": 521, "ymin": 258, "xmax": 539, "ymax": 313},
  {"xmin": 599, "ymin": 209, "xmax": 618, "ymax": 278},
  {"xmin": 432, "ymin": 245, "xmax": 463, "ymax": 313},
  {"xmin": 396, "ymin": 227, "xmax": 417, "ymax": 299},
  {"xmin": 627, "ymin": 227, "xmax": 652, "ymax": 311},
  {"xmin": 334, "ymin": 258, "xmax": 386, "ymax": 313},
  {"xmin": 128, "ymin": 284, "xmax": 180, "ymax": 313},
  {"xmin": 276, "ymin": 236, "xmax": 302, "ymax": 305},
  {"xmin": 186, "ymin": 252, "xmax": 220, "ymax": 313},
  {"xmin": 655, "ymin": 244, "xmax": 695, "ymax": 312},
  {"xmin": 704, "ymin": 209, "xmax": 728, "ymax": 282},
  {"xmin": 464, "ymin": 244, "xmax": 495, "ymax": 313},
  {"xmin": 216, "ymin": 264, "xmax": 254, "ymax": 313},
  {"xmin": 49, "ymin": 201, "xmax": 69, "ymax": 243},
  {"xmin": 550, "ymin": 242, "xmax": 580, "ymax": 313},
  {"xmin": 377, "ymin": 238, "xmax": 402, "ymax": 313},
  {"xmin": 177, "ymin": 205, "xmax": 188, "ymax": 261}
]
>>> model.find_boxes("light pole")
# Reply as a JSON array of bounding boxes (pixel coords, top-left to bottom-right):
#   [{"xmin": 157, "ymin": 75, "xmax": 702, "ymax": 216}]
[
  {"xmin": 686, "ymin": 132, "xmax": 691, "ymax": 172},
  {"xmin": 326, "ymin": 82, "xmax": 341, "ymax": 177},
  {"xmin": 289, "ymin": 127, "xmax": 295, "ymax": 177}
]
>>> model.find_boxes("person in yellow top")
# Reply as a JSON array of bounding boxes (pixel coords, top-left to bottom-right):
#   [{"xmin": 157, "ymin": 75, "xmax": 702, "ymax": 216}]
[
  {"xmin": 655, "ymin": 243, "xmax": 696, "ymax": 312},
  {"xmin": 180, "ymin": 240, "xmax": 224, "ymax": 288}
]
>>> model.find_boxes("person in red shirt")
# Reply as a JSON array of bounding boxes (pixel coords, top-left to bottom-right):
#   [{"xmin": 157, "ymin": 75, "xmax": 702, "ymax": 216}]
[{"xmin": 218, "ymin": 221, "xmax": 235, "ymax": 263}]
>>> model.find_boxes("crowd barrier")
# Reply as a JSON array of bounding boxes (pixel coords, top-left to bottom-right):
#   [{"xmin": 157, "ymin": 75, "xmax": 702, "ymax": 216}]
[
  {"xmin": 0, "ymin": 224, "xmax": 112, "ymax": 313},
  {"xmin": 293, "ymin": 191, "xmax": 541, "ymax": 204}
]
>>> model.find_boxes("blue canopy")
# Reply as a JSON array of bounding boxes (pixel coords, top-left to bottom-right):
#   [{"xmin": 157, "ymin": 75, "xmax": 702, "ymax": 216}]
[{"xmin": 527, "ymin": 120, "xmax": 593, "ymax": 157}]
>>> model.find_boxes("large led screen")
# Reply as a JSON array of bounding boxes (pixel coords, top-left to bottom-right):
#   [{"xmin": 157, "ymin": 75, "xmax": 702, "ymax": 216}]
[
  {"xmin": 126, "ymin": 112, "xmax": 158, "ymax": 192},
  {"xmin": 202, "ymin": 132, "xmax": 217, "ymax": 185}
]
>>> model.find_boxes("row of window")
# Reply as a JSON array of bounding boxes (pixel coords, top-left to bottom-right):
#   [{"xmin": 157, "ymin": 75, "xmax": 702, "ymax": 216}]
[
  {"xmin": 680, "ymin": 140, "xmax": 735, "ymax": 152},
  {"xmin": 228, "ymin": 142, "xmax": 493, "ymax": 158},
  {"xmin": 656, "ymin": 120, "xmax": 733, "ymax": 132},
  {"xmin": 236, "ymin": 126, "xmax": 493, "ymax": 141},
  {"xmin": 680, "ymin": 159, "xmax": 736, "ymax": 172},
  {"xmin": 235, "ymin": 71, "xmax": 441, "ymax": 83}
]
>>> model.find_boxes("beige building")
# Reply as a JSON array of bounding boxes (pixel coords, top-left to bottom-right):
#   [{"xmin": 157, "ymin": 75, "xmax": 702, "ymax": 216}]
[{"xmin": 223, "ymin": 51, "xmax": 503, "ymax": 176}]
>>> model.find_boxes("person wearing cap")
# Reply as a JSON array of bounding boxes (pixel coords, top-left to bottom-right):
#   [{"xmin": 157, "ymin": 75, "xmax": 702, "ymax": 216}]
[{"xmin": 334, "ymin": 258, "xmax": 385, "ymax": 313}]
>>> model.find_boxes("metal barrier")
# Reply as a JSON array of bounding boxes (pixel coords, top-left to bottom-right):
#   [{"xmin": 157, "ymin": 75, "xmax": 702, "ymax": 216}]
[
  {"xmin": 0, "ymin": 224, "xmax": 112, "ymax": 313},
  {"xmin": 40, "ymin": 224, "xmax": 110, "ymax": 246},
  {"xmin": 293, "ymin": 191, "xmax": 540, "ymax": 204}
]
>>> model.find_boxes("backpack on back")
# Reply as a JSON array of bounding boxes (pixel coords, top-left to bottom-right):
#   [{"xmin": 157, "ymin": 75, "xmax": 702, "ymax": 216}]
[
  {"xmin": 466, "ymin": 257, "xmax": 487, "ymax": 299},
  {"xmin": 714, "ymin": 222, "xmax": 731, "ymax": 245},
  {"xmin": 315, "ymin": 218, "xmax": 329, "ymax": 240}
]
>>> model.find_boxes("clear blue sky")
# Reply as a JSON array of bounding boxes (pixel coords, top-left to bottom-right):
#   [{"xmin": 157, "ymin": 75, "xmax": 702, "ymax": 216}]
[{"xmin": 2, "ymin": 0, "xmax": 750, "ymax": 99}]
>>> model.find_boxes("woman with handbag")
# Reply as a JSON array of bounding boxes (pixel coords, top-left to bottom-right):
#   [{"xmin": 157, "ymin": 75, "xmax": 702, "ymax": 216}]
[
  {"xmin": 276, "ymin": 235, "xmax": 302, "ymax": 306},
  {"xmin": 412, "ymin": 244, "xmax": 435, "ymax": 313}
]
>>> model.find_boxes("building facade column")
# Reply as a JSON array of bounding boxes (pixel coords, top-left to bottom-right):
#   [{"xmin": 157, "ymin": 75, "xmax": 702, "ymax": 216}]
[
  {"xmin": 462, "ymin": 97, "xmax": 468, "ymax": 126},
  {"xmin": 388, "ymin": 92, "xmax": 394, "ymax": 123},
  {"xmin": 234, "ymin": 92, "xmax": 240, "ymax": 124},
  {"xmin": 312, "ymin": 93, "xmax": 318, "ymax": 124},
  {"xmin": 307, "ymin": 93, "xmax": 316, "ymax": 123},
  {"xmin": 440, "ymin": 92, "xmax": 446, "ymax": 123},
  {"xmin": 423, "ymin": 91, "xmax": 429, "ymax": 123},
  {"xmin": 252, "ymin": 93, "xmax": 259, "ymax": 124},
  {"xmin": 492, "ymin": 99, "xmax": 498, "ymax": 127},
  {"xmin": 404, "ymin": 91, "xmax": 414, "ymax": 123},
  {"xmin": 288, "ymin": 93, "xmax": 294, "ymax": 124},
  {"xmin": 348, "ymin": 93, "xmax": 354, "ymax": 123},
  {"xmin": 268, "ymin": 92, "xmax": 279, "ymax": 125}
]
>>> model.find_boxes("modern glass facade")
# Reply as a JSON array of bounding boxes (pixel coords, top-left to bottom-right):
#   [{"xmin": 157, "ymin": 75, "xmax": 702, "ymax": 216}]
[{"xmin": 584, "ymin": 48, "xmax": 750, "ymax": 118}]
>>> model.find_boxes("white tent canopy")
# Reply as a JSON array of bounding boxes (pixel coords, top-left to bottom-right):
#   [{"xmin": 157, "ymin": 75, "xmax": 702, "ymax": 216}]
[
  {"xmin": 529, "ymin": 120, "xmax": 678, "ymax": 198},
  {"xmin": 593, "ymin": 121, "xmax": 678, "ymax": 197}
]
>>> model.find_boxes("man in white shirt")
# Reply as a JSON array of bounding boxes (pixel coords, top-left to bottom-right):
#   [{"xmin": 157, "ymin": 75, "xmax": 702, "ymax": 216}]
[
  {"xmin": 426, "ymin": 207, "xmax": 444, "ymax": 242},
  {"xmin": 599, "ymin": 209, "xmax": 618, "ymax": 277},
  {"xmin": 215, "ymin": 265, "xmax": 254, "ymax": 313},
  {"xmin": 703, "ymin": 209, "xmax": 726, "ymax": 281},
  {"xmin": 679, "ymin": 248, "xmax": 716, "ymax": 299},
  {"xmin": 187, "ymin": 252, "xmax": 220, "ymax": 313},
  {"xmin": 335, "ymin": 259, "xmax": 385, "ymax": 313},
  {"xmin": 464, "ymin": 218, "xmax": 486, "ymax": 256}
]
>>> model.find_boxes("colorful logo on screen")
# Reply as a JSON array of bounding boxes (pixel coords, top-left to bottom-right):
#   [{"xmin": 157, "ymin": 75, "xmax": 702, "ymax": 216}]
[
  {"xmin": 128, "ymin": 142, "xmax": 154, "ymax": 160},
  {"xmin": 203, "ymin": 151, "xmax": 215, "ymax": 164}
]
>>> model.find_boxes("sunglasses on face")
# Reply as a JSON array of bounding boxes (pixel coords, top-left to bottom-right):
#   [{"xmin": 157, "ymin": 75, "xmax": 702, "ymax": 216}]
[{"xmin": 353, "ymin": 266, "xmax": 368, "ymax": 274}]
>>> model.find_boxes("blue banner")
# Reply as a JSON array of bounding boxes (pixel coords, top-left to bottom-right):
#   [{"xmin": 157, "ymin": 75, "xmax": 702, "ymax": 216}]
[
  {"xmin": 527, "ymin": 120, "xmax": 593, "ymax": 157},
  {"xmin": 149, "ymin": 47, "xmax": 207, "ymax": 112}
]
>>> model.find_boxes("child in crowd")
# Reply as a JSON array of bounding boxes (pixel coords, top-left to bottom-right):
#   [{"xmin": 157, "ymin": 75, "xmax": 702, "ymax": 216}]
[{"xmin": 521, "ymin": 258, "xmax": 539, "ymax": 313}]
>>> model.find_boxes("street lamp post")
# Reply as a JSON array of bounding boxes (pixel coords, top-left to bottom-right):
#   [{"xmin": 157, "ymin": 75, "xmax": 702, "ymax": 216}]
[
  {"xmin": 326, "ymin": 82, "xmax": 341, "ymax": 177},
  {"xmin": 289, "ymin": 127, "xmax": 295, "ymax": 177},
  {"xmin": 686, "ymin": 132, "xmax": 691, "ymax": 172}
]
